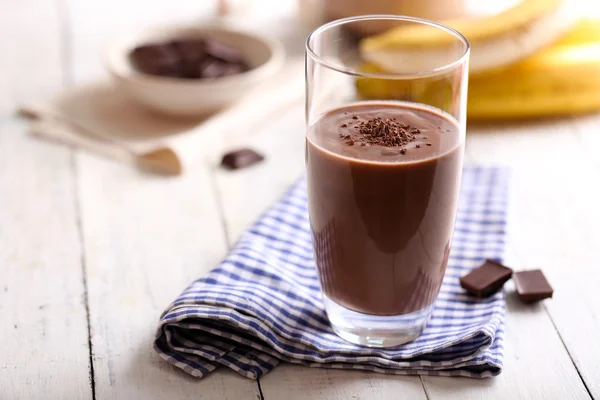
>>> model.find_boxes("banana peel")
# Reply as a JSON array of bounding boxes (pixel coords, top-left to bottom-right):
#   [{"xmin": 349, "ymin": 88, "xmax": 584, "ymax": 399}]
[{"xmin": 355, "ymin": 19, "xmax": 600, "ymax": 120}]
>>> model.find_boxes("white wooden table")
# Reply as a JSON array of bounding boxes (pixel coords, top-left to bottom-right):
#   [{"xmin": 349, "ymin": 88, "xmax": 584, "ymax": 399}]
[{"xmin": 1, "ymin": 1, "xmax": 599, "ymax": 399}]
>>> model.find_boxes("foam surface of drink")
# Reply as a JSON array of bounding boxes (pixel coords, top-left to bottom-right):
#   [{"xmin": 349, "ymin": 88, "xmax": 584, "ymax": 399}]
[{"xmin": 307, "ymin": 101, "xmax": 460, "ymax": 163}]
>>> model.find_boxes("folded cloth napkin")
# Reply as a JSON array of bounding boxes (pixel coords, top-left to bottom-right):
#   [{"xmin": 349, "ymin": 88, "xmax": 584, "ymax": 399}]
[
  {"xmin": 154, "ymin": 167, "xmax": 509, "ymax": 379},
  {"xmin": 18, "ymin": 59, "xmax": 304, "ymax": 175}
]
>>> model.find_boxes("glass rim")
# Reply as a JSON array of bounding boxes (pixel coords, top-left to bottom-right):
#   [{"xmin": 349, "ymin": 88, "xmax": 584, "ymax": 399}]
[{"xmin": 305, "ymin": 15, "xmax": 470, "ymax": 79}]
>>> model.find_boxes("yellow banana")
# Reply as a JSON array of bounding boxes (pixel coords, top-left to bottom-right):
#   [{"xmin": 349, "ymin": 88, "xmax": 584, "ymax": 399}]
[
  {"xmin": 468, "ymin": 19, "xmax": 600, "ymax": 119},
  {"xmin": 360, "ymin": 0, "xmax": 579, "ymax": 73},
  {"xmin": 355, "ymin": 19, "xmax": 600, "ymax": 120}
]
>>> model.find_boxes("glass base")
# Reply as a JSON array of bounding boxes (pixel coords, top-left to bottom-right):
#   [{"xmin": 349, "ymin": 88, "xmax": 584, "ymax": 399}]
[{"xmin": 323, "ymin": 294, "xmax": 434, "ymax": 348}]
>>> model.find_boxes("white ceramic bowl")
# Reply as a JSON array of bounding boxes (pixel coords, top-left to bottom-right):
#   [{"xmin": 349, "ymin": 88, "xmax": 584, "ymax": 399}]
[{"xmin": 105, "ymin": 24, "xmax": 285, "ymax": 117}]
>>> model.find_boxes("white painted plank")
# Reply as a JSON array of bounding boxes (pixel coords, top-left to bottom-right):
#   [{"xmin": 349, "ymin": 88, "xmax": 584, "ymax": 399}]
[
  {"xmin": 0, "ymin": 1, "xmax": 91, "ymax": 398},
  {"xmin": 423, "ymin": 122, "xmax": 593, "ymax": 400},
  {"xmin": 423, "ymin": 292, "xmax": 589, "ymax": 400},
  {"xmin": 213, "ymin": 104, "xmax": 306, "ymax": 241},
  {"xmin": 573, "ymin": 114, "xmax": 600, "ymax": 167},
  {"xmin": 528, "ymin": 114, "xmax": 600, "ymax": 399},
  {"xmin": 0, "ymin": 120, "xmax": 91, "ymax": 400},
  {"xmin": 260, "ymin": 366, "xmax": 427, "ymax": 400},
  {"xmin": 66, "ymin": 0, "xmax": 262, "ymax": 398},
  {"xmin": 0, "ymin": 2, "xmax": 64, "ymax": 112},
  {"xmin": 468, "ymin": 121, "xmax": 600, "ymax": 400},
  {"xmin": 75, "ymin": 154, "xmax": 261, "ymax": 400},
  {"xmin": 212, "ymin": 103, "xmax": 428, "ymax": 399}
]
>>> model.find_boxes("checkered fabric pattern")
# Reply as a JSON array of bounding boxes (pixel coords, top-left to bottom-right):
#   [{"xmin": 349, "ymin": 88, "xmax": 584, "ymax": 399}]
[{"xmin": 154, "ymin": 167, "xmax": 508, "ymax": 379}]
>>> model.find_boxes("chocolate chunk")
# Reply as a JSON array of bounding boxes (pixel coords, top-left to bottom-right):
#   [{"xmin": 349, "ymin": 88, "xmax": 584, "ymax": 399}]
[
  {"xmin": 204, "ymin": 38, "xmax": 244, "ymax": 63},
  {"xmin": 460, "ymin": 260, "xmax": 513, "ymax": 298},
  {"xmin": 513, "ymin": 270, "xmax": 553, "ymax": 303},
  {"xmin": 179, "ymin": 62, "xmax": 200, "ymax": 78},
  {"xmin": 199, "ymin": 58, "xmax": 227, "ymax": 78},
  {"xmin": 221, "ymin": 148, "xmax": 264, "ymax": 170},
  {"xmin": 130, "ymin": 44, "xmax": 180, "ymax": 77},
  {"xmin": 170, "ymin": 38, "xmax": 206, "ymax": 61},
  {"xmin": 170, "ymin": 39, "xmax": 207, "ymax": 78},
  {"xmin": 198, "ymin": 57, "xmax": 248, "ymax": 79},
  {"xmin": 220, "ymin": 62, "xmax": 248, "ymax": 77},
  {"xmin": 130, "ymin": 37, "xmax": 250, "ymax": 79}
]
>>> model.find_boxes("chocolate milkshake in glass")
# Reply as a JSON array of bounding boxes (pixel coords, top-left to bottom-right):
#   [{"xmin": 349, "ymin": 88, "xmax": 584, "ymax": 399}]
[{"xmin": 305, "ymin": 16, "xmax": 470, "ymax": 347}]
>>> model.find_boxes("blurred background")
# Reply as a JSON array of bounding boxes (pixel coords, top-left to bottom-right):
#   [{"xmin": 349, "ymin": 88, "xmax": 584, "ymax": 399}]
[
  {"xmin": 298, "ymin": 0, "xmax": 600, "ymax": 121},
  {"xmin": 4, "ymin": 0, "xmax": 599, "ymax": 124}
]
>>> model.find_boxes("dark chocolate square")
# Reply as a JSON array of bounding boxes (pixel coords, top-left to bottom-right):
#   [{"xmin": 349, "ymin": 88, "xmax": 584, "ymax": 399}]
[
  {"xmin": 513, "ymin": 269, "xmax": 553, "ymax": 303},
  {"xmin": 129, "ymin": 44, "xmax": 181, "ymax": 77},
  {"xmin": 170, "ymin": 38, "xmax": 207, "ymax": 62},
  {"xmin": 221, "ymin": 148, "xmax": 265, "ymax": 170},
  {"xmin": 460, "ymin": 260, "xmax": 513, "ymax": 298},
  {"xmin": 204, "ymin": 38, "xmax": 244, "ymax": 63}
]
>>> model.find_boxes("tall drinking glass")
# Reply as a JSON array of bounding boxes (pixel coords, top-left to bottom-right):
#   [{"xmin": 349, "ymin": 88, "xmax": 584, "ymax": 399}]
[{"xmin": 305, "ymin": 16, "xmax": 469, "ymax": 347}]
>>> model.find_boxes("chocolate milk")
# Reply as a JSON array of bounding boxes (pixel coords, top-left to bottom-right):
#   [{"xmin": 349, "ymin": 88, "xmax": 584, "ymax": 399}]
[{"xmin": 306, "ymin": 102, "xmax": 464, "ymax": 316}]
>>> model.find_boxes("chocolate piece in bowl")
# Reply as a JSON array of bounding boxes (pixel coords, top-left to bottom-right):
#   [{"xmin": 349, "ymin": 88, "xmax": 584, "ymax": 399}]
[
  {"xmin": 170, "ymin": 38, "xmax": 207, "ymax": 78},
  {"xmin": 204, "ymin": 37, "xmax": 246, "ymax": 63},
  {"xmin": 170, "ymin": 38, "xmax": 206, "ymax": 62},
  {"xmin": 199, "ymin": 57, "xmax": 227, "ymax": 79},
  {"xmin": 513, "ymin": 269, "xmax": 553, "ymax": 303},
  {"xmin": 130, "ymin": 43, "xmax": 181, "ymax": 77},
  {"xmin": 459, "ymin": 260, "xmax": 513, "ymax": 298},
  {"xmin": 201, "ymin": 38, "xmax": 249, "ymax": 77},
  {"xmin": 129, "ymin": 37, "xmax": 250, "ymax": 79},
  {"xmin": 220, "ymin": 62, "xmax": 247, "ymax": 77},
  {"xmin": 221, "ymin": 148, "xmax": 264, "ymax": 170}
]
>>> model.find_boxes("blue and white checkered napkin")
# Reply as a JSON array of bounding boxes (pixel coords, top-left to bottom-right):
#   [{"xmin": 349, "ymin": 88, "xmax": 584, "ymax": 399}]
[{"xmin": 154, "ymin": 167, "xmax": 509, "ymax": 379}]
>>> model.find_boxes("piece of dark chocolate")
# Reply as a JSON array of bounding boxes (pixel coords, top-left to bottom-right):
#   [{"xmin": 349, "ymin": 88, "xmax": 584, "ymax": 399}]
[
  {"xmin": 220, "ymin": 62, "xmax": 248, "ymax": 76},
  {"xmin": 129, "ymin": 37, "xmax": 250, "ymax": 80},
  {"xmin": 460, "ymin": 260, "xmax": 513, "ymax": 298},
  {"xmin": 513, "ymin": 269, "xmax": 553, "ymax": 303},
  {"xmin": 221, "ymin": 148, "xmax": 264, "ymax": 170},
  {"xmin": 204, "ymin": 37, "xmax": 244, "ymax": 63},
  {"xmin": 130, "ymin": 43, "xmax": 180, "ymax": 77},
  {"xmin": 199, "ymin": 58, "xmax": 227, "ymax": 79},
  {"xmin": 170, "ymin": 38, "xmax": 206, "ymax": 62},
  {"xmin": 170, "ymin": 39, "xmax": 208, "ymax": 78}
]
